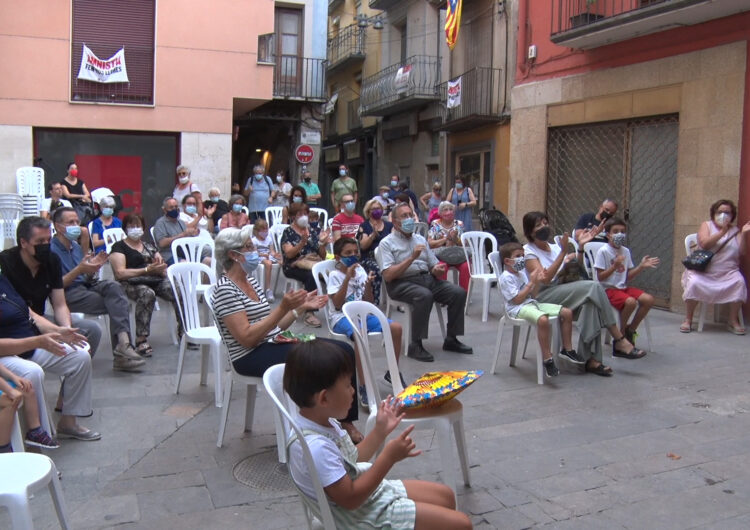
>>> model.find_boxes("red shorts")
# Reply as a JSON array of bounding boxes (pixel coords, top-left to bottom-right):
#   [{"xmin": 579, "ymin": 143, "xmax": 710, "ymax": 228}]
[{"xmin": 605, "ymin": 287, "xmax": 644, "ymax": 310}]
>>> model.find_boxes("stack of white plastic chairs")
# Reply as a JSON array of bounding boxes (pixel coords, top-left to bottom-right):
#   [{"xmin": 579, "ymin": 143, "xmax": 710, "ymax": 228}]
[
  {"xmin": 16, "ymin": 166, "xmax": 45, "ymax": 218},
  {"xmin": 0, "ymin": 193, "xmax": 24, "ymax": 251}
]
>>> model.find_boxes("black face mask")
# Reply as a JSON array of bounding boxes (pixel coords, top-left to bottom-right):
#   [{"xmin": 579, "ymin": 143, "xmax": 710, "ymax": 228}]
[
  {"xmin": 600, "ymin": 211, "xmax": 612, "ymax": 221},
  {"xmin": 304, "ymin": 177, "xmax": 311, "ymax": 183},
  {"xmin": 33, "ymin": 243, "xmax": 51, "ymax": 263},
  {"xmin": 535, "ymin": 226, "xmax": 552, "ymax": 242}
]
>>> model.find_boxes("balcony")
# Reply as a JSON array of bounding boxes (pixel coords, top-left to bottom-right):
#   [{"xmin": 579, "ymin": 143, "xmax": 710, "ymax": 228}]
[
  {"xmin": 348, "ymin": 98, "xmax": 362, "ymax": 130},
  {"xmin": 437, "ymin": 67, "xmax": 503, "ymax": 132},
  {"xmin": 551, "ymin": 0, "xmax": 750, "ymax": 49},
  {"xmin": 360, "ymin": 55, "xmax": 439, "ymax": 116},
  {"xmin": 327, "ymin": 25, "xmax": 366, "ymax": 73},
  {"xmin": 369, "ymin": 0, "xmax": 399, "ymax": 9},
  {"xmin": 258, "ymin": 33, "xmax": 326, "ymax": 101}
]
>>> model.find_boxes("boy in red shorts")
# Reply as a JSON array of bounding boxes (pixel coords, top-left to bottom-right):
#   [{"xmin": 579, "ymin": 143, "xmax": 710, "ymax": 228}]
[{"xmin": 594, "ymin": 217, "xmax": 660, "ymax": 349}]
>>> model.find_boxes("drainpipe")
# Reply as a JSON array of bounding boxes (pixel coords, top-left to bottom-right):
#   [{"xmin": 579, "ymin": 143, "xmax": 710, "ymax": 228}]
[{"xmin": 516, "ymin": 0, "xmax": 529, "ymax": 79}]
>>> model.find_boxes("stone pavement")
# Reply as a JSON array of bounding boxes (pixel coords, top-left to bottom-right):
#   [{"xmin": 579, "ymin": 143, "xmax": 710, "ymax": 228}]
[{"xmin": 4, "ymin": 294, "xmax": 750, "ymax": 529}]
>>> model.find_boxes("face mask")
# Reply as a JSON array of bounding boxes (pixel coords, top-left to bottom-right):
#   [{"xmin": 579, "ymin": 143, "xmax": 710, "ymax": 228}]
[
  {"xmin": 715, "ymin": 212, "xmax": 730, "ymax": 226},
  {"xmin": 309, "ymin": 221, "xmax": 319, "ymax": 229},
  {"xmin": 239, "ymin": 250, "xmax": 260, "ymax": 274},
  {"xmin": 33, "ymin": 243, "xmax": 50, "ymax": 263},
  {"xmin": 339, "ymin": 169, "xmax": 347, "ymax": 177},
  {"xmin": 344, "ymin": 201, "xmax": 355, "ymax": 213},
  {"xmin": 101, "ymin": 207, "xmax": 113, "ymax": 217},
  {"xmin": 512, "ymin": 257, "xmax": 526, "ymax": 272},
  {"xmin": 535, "ymin": 226, "xmax": 551, "ymax": 242},
  {"xmin": 455, "ymin": 183, "xmax": 464, "ymax": 190},
  {"xmin": 612, "ymin": 233, "xmax": 627, "ymax": 248},
  {"xmin": 390, "ymin": 180, "xmax": 398, "ymax": 187},
  {"xmin": 63, "ymin": 225, "xmax": 82, "ymax": 241},
  {"xmin": 371, "ymin": 209, "xmax": 383, "ymax": 220},
  {"xmin": 185, "ymin": 205, "xmax": 197, "ymax": 215},
  {"xmin": 210, "ymin": 196, "xmax": 219, "ymax": 203},
  {"xmin": 340, "ymin": 255, "xmax": 359, "ymax": 267},
  {"xmin": 292, "ymin": 196, "xmax": 303, "ymax": 203},
  {"xmin": 296, "ymin": 215, "xmax": 309, "ymax": 228},
  {"xmin": 276, "ymin": 176, "xmax": 283, "ymax": 183},
  {"xmin": 400, "ymin": 218, "xmax": 416, "ymax": 235},
  {"xmin": 127, "ymin": 227, "xmax": 144, "ymax": 240},
  {"xmin": 304, "ymin": 177, "xmax": 311, "ymax": 183},
  {"xmin": 381, "ymin": 192, "xmax": 389, "ymax": 199},
  {"xmin": 600, "ymin": 211, "xmax": 612, "ymax": 221},
  {"xmin": 254, "ymin": 174, "xmax": 263, "ymax": 181},
  {"xmin": 178, "ymin": 176, "xmax": 189, "ymax": 185},
  {"xmin": 232, "ymin": 203, "xmax": 243, "ymax": 213},
  {"xmin": 69, "ymin": 169, "xmax": 78, "ymax": 178},
  {"xmin": 258, "ymin": 231, "xmax": 268, "ymax": 240},
  {"xmin": 166, "ymin": 209, "xmax": 180, "ymax": 219}
]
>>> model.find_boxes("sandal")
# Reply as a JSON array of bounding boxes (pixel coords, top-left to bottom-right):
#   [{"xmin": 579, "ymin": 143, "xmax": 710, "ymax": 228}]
[
  {"xmin": 727, "ymin": 324, "xmax": 746, "ymax": 336},
  {"xmin": 612, "ymin": 337, "xmax": 646, "ymax": 359},
  {"xmin": 585, "ymin": 361, "xmax": 613, "ymax": 377},
  {"xmin": 135, "ymin": 341, "xmax": 153, "ymax": 358},
  {"xmin": 679, "ymin": 321, "xmax": 692, "ymax": 333},
  {"xmin": 304, "ymin": 312, "xmax": 322, "ymax": 328},
  {"xmin": 341, "ymin": 421, "xmax": 364, "ymax": 444}
]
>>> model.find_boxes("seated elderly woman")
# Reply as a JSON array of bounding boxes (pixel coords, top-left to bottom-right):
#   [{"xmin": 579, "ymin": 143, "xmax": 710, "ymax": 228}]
[
  {"xmin": 522, "ymin": 211, "xmax": 644, "ymax": 376},
  {"xmin": 90, "ymin": 195, "xmax": 121, "ymax": 253},
  {"xmin": 356, "ymin": 198, "xmax": 393, "ymax": 306},
  {"xmin": 681, "ymin": 199, "xmax": 750, "ymax": 334},
  {"xmin": 220, "ymin": 194, "xmax": 250, "ymax": 230},
  {"xmin": 428, "ymin": 200, "xmax": 470, "ymax": 291},
  {"xmin": 109, "ymin": 213, "xmax": 180, "ymax": 356},
  {"xmin": 211, "ymin": 226, "xmax": 362, "ymax": 441},
  {"xmin": 280, "ymin": 202, "xmax": 331, "ymax": 327}
]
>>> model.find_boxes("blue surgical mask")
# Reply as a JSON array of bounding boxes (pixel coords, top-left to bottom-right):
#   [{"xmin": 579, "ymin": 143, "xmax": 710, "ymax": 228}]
[
  {"xmin": 612, "ymin": 233, "xmax": 627, "ymax": 248},
  {"xmin": 166, "ymin": 209, "xmax": 180, "ymax": 219},
  {"xmin": 292, "ymin": 196, "xmax": 303, "ymax": 203},
  {"xmin": 339, "ymin": 169, "xmax": 347, "ymax": 177},
  {"xmin": 101, "ymin": 207, "xmax": 114, "ymax": 217},
  {"xmin": 254, "ymin": 174, "xmax": 263, "ymax": 181},
  {"xmin": 210, "ymin": 196, "xmax": 219, "ymax": 203},
  {"xmin": 512, "ymin": 257, "xmax": 525, "ymax": 272},
  {"xmin": 400, "ymin": 218, "xmax": 415, "ymax": 234},
  {"xmin": 64, "ymin": 225, "xmax": 82, "ymax": 241},
  {"xmin": 240, "ymin": 250, "xmax": 260, "ymax": 274},
  {"xmin": 344, "ymin": 201, "xmax": 355, "ymax": 213},
  {"xmin": 232, "ymin": 203, "xmax": 243, "ymax": 213},
  {"xmin": 340, "ymin": 255, "xmax": 359, "ymax": 267},
  {"xmin": 390, "ymin": 180, "xmax": 398, "ymax": 187},
  {"xmin": 185, "ymin": 205, "xmax": 197, "ymax": 215}
]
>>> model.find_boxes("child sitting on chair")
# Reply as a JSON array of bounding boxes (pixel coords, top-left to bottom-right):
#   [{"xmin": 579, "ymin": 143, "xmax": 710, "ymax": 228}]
[
  {"xmin": 284, "ymin": 340, "xmax": 472, "ymax": 530},
  {"xmin": 328, "ymin": 238, "xmax": 403, "ymax": 410},
  {"xmin": 0, "ymin": 364, "xmax": 59, "ymax": 451},
  {"xmin": 499, "ymin": 242, "xmax": 580, "ymax": 378},
  {"xmin": 593, "ymin": 217, "xmax": 658, "ymax": 355},
  {"xmin": 252, "ymin": 219, "xmax": 281, "ymax": 302}
]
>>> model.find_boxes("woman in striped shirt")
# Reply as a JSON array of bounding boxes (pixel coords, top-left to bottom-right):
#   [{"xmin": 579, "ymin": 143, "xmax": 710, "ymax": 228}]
[{"xmin": 211, "ymin": 226, "xmax": 363, "ymax": 442}]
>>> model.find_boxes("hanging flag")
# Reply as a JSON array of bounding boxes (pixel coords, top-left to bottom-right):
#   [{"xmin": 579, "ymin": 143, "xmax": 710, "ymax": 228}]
[
  {"xmin": 447, "ymin": 76, "xmax": 462, "ymax": 108},
  {"xmin": 77, "ymin": 44, "xmax": 129, "ymax": 84},
  {"xmin": 445, "ymin": 0, "xmax": 463, "ymax": 51}
]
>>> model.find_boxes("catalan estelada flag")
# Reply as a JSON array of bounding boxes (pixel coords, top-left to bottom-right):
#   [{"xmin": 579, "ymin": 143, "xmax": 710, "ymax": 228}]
[{"xmin": 445, "ymin": 0, "xmax": 463, "ymax": 50}]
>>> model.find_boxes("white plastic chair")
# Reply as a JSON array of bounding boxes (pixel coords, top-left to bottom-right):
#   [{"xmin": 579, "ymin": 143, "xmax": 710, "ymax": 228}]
[
  {"xmin": 265, "ymin": 206, "xmax": 284, "ymax": 227},
  {"xmin": 167, "ymin": 263, "xmax": 223, "ymax": 407},
  {"xmin": 0, "ymin": 193, "xmax": 24, "ymax": 251},
  {"xmin": 310, "ymin": 207, "xmax": 328, "ymax": 229},
  {"xmin": 554, "ymin": 234, "xmax": 579, "ymax": 254},
  {"xmin": 414, "ymin": 222, "xmax": 429, "ymax": 238},
  {"xmin": 205, "ymin": 285, "xmax": 284, "ymax": 455},
  {"xmin": 684, "ymin": 233, "xmax": 744, "ymax": 332},
  {"xmin": 374, "ymin": 246, "xmax": 446, "ymax": 355},
  {"xmin": 270, "ymin": 223, "xmax": 303, "ymax": 293},
  {"xmin": 102, "ymin": 227, "xmax": 126, "ymax": 254},
  {"xmin": 343, "ymin": 301, "xmax": 471, "ymax": 499},
  {"xmin": 16, "ymin": 166, "xmax": 45, "ymax": 217},
  {"xmin": 90, "ymin": 187, "xmax": 115, "ymax": 206},
  {"xmin": 488, "ymin": 251, "xmax": 560, "ymax": 385},
  {"xmin": 263, "ymin": 364, "xmax": 336, "ymax": 530},
  {"xmin": 0, "ymin": 452, "xmax": 69, "ymax": 530},
  {"xmin": 461, "ymin": 231, "xmax": 497, "ymax": 322},
  {"xmin": 171, "ymin": 236, "xmax": 215, "ymax": 265}
]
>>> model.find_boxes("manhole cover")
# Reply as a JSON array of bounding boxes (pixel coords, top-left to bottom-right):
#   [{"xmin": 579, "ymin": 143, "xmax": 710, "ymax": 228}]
[{"xmin": 233, "ymin": 450, "xmax": 294, "ymax": 491}]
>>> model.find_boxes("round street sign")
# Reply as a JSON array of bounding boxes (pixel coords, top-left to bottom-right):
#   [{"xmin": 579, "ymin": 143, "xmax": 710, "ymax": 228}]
[{"xmin": 295, "ymin": 144, "xmax": 315, "ymax": 164}]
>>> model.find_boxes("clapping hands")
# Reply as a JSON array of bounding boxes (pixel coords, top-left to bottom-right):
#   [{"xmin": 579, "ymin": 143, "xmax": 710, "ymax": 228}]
[{"xmin": 640, "ymin": 255, "xmax": 660, "ymax": 268}]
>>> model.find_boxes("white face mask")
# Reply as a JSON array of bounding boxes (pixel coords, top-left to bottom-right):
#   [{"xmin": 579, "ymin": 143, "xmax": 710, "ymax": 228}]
[
  {"xmin": 127, "ymin": 227, "xmax": 144, "ymax": 240},
  {"xmin": 178, "ymin": 176, "xmax": 189, "ymax": 185},
  {"xmin": 715, "ymin": 212, "xmax": 731, "ymax": 226},
  {"xmin": 339, "ymin": 169, "xmax": 347, "ymax": 177}
]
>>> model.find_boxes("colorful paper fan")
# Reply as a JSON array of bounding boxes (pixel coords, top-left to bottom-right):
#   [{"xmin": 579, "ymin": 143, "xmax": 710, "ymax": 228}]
[{"xmin": 397, "ymin": 370, "xmax": 483, "ymax": 410}]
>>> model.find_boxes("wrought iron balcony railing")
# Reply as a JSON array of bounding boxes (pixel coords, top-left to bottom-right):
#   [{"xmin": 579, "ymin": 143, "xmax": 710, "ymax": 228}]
[
  {"xmin": 360, "ymin": 55, "xmax": 439, "ymax": 116},
  {"xmin": 272, "ymin": 55, "xmax": 326, "ymax": 101},
  {"xmin": 327, "ymin": 25, "xmax": 366, "ymax": 72},
  {"xmin": 551, "ymin": 0, "xmax": 750, "ymax": 49},
  {"xmin": 437, "ymin": 67, "xmax": 503, "ymax": 131}
]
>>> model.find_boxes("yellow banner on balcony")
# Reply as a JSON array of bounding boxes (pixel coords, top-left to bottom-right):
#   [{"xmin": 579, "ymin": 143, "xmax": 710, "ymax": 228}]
[{"xmin": 445, "ymin": 0, "xmax": 463, "ymax": 51}]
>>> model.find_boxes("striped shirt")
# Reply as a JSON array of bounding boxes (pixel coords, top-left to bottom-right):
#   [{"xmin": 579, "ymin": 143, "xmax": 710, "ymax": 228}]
[{"xmin": 211, "ymin": 275, "xmax": 281, "ymax": 363}]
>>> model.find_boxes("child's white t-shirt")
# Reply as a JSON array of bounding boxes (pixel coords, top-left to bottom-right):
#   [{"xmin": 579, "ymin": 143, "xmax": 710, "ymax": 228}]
[
  {"xmin": 252, "ymin": 234, "xmax": 275, "ymax": 257},
  {"xmin": 594, "ymin": 244, "xmax": 634, "ymax": 289},
  {"xmin": 499, "ymin": 269, "xmax": 534, "ymax": 317},
  {"xmin": 288, "ymin": 415, "xmax": 348, "ymax": 500},
  {"xmin": 327, "ymin": 266, "xmax": 368, "ymax": 327}
]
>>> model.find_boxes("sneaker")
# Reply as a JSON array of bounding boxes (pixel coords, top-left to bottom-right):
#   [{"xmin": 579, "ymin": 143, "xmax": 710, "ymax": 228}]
[
  {"xmin": 56, "ymin": 426, "xmax": 101, "ymax": 441},
  {"xmin": 559, "ymin": 348, "xmax": 585, "ymax": 364},
  {"xmin": 384, "ymin": 371, "xmax": 408, "ymax": 388},
  {"xmin": 113, "ymin": 356, "xmax": 145, "ymax": 372},
  {"xmin": 544, "ymin": 358, "xmax": 560, "ymax": 378},
  {"xmin": 265, "ymin": 289, "xmax": 275, "ymax": 302},
  {"xmin": 358, "ymin": 385, "xmax": 369, "ymax": 410},
  {"xmin": 25, "ymin": 428, "xmax": 60, "ymax": 449}
]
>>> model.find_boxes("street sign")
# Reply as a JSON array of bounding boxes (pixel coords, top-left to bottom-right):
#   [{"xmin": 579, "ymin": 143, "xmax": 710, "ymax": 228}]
[{"xmin": 295, "ymin": 144, "xmax": 315, "ymax": 164}]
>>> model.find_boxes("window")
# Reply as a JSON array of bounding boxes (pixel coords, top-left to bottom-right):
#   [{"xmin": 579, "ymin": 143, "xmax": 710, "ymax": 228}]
[{"xmin": 71, "ymin": 0, "xmax": 155, "ymax": 105}]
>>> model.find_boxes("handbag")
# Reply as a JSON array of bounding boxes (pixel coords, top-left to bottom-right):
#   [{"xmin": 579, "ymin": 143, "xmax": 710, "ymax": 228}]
[
  {"xmin": 397, "ymin": 371, "xmax": 483, "ymax": 410},
  {"xmin": 556, "ymin": 258, "xmax": 588, "ymax": 284},
  {"xmin": 125, "ymin": 275, "xmax": 165, "ymax": 288},
  {"xmin": 434, "ymin": 245, "xmax": 466, "ymax": 265},
  {"xmin": 293, "ymin": 253, "xmax": 322, "ymax": 270},
  {"xmin": 682, "ymin": 229, "xmax": 738, "ymax": 271}
]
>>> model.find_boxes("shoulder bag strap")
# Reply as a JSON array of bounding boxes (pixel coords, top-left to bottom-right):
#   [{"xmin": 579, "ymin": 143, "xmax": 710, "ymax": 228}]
[{"xmin": 712, "ymin": 228, "xmax": 740, "ymax": 255}]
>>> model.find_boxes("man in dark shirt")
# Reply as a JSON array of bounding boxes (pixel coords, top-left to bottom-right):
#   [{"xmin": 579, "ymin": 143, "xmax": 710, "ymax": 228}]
[
  {"xmin": 0, "ymin": 216, "xmax": 102, "ymax": 355},
  {"xmin": 573, "ymin": 198, "xmax": 618, "ymax": 244}
]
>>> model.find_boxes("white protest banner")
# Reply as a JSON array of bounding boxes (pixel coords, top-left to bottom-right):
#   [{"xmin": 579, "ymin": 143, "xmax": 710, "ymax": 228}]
[
  {"xmin": 394, "ymin": 64, "xmax": 412, "ymax": 94},
  {"xmin": 447, "ymin": 76, "xmax": 462, "ymax": 108},
  {"xmin": 77, "ymin": 44, "xmax": 129, "ymax": 84}
]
